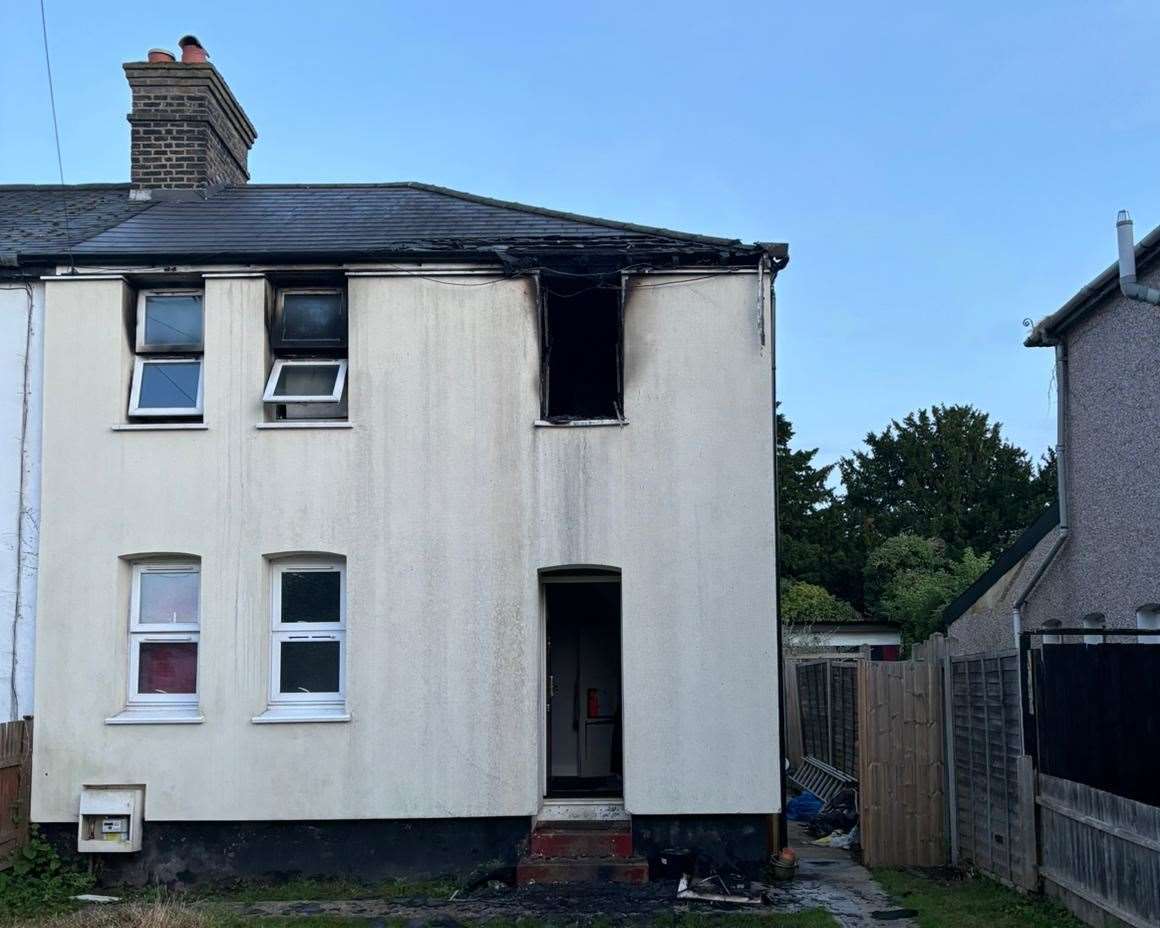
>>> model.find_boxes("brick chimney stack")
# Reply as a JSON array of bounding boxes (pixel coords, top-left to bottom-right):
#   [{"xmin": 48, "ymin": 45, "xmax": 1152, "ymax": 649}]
[{"xmin": 124, "ymin": 36, "xmax": 257, "ymax": 195}]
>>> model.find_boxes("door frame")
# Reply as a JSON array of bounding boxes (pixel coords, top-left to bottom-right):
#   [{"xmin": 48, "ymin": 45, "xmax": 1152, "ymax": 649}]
[{"xmin": 538, "ymin": 566, "xmax": 623, "ymax": 803}]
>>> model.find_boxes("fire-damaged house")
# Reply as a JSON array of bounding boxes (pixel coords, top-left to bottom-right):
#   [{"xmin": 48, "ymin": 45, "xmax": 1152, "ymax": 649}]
[{"xmin": 3, "ymin": 38, "xmax": 787, "ymax": 883}]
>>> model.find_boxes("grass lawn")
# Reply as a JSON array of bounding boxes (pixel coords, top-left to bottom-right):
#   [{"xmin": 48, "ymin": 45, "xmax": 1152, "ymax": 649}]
[
  {"xmin": 2, "ymin": 902, "xmax": 841, "ymax": 928},
  {"xmin": 874, "ymin": 868, "xmax": 1085, "ymax": 928}
]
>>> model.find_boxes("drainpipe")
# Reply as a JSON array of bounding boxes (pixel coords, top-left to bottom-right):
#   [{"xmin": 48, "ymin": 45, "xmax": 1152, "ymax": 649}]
[
  {"xmin": 1117, "ymin": 210, "xmax": 1160, "ymax": 304},
  {"xmin": 765, "ymin": 248, "xmax": 789, "ymax": 854},
  {"xmin": 1011, "ymin": 341, "xmax": 1070, "ymax": 646}
]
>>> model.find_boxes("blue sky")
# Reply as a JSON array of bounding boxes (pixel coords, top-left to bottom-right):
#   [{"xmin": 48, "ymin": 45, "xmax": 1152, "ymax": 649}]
[{"xmin": 4, "ymin": 1, "xmax": 1160, "ymax": 474}]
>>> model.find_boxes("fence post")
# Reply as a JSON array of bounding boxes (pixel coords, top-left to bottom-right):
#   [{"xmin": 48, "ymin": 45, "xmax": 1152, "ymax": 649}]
[
  {"xmin": 825, "ymin": 661, "xmax": 834, "ymax": 767},
  {"xmin": 942, "ymin": 644, "xmax": 958, "ymax": 866}
]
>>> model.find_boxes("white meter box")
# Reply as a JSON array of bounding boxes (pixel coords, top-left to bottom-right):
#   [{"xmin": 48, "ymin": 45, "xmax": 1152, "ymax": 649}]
[{"xmin": 77, "ymin": 786, "xmax": 144, "ymax": 853}]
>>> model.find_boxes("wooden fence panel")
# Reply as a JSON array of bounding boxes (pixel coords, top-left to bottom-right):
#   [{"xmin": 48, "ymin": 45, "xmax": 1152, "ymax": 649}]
[
  {"xmin": 858, "ymin": 660, "xmax": 947, "ymax": 867},
  {"xmin": 948, "ymin": 650, "xmax": 1035, "ymax": 888},
  {"xmin": 829, "ymin": 663, "xmax": 858, "ymax": 777},
  {"xmin": 797, "ymin": 661, "xmax": 829, "ymax": 763},
  {"xmin": 0, "ymin": 720, "xmax": 32, "ymax": 871},
  {"xmin": 790, "ymin": 660, "xmax": 858, "ymax": 776},
  {"xmin": 1037, "ymin": 774, "xmax": 1160, "ymax": 928}
]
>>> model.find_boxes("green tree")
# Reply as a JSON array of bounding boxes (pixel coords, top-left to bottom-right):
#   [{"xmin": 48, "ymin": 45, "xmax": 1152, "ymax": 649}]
[
  {"xmin": 776, "ymin": 406, "xmax": 836, "ymax": 586},
  {"xmin": 839, "ymin": 405, "xmax": 1052, "ymax": 561},
  {"xmin": 780, "ymin": 579, "xmax": 859, "ymax": 625},
  {"xmin": 865, "ymin": 533, "xmax": 991, "ymax": 645}
]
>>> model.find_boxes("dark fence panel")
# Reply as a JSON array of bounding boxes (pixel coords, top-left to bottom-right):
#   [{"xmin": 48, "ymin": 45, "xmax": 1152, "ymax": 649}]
[
  {"xmin": 1033, "ymin": 644, "xmax": 1160, "ymax": 807},
  {"xmin": 793, "ymin": 660, "xmax": 858, "ymax": 776},
  {"xmin": 797, "ymin": 662, "xmax": 829, "ymax": 762}
]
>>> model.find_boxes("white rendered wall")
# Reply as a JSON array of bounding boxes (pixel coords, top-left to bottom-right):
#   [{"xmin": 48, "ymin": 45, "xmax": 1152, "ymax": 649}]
[
  {"xmin": 0, "ymin": 283, "xmax": 42, "ymax": 722},
  {"xmin": 32, "ymin": 270, "xmax": 779, "ymax": 823}
]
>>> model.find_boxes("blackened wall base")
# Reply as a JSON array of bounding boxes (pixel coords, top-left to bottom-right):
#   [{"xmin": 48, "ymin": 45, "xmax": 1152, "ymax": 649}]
[
  {"xmin": 631, "ymin": 814, "xmax": 773, "ymax": 879},
  {"xmin": 39, "ymin": 817, "xmax": 532, "ymax": 887},
  {"xmin": 40, "ymin": 813, "xmax": 776, "ymax": 886}
]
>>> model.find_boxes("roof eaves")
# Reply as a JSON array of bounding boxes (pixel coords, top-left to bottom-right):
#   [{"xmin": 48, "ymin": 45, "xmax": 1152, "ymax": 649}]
[
  {"xmin": 394, "ymin": 181, "xmax": 771, "ymax": 251},
  {"xmin": 1026, "ymin": 222, "xmax": 1160, "ymax": 346},
  {"xmin": 940, "ymin": 501, "xmax": 1061, "ymax": 627}
]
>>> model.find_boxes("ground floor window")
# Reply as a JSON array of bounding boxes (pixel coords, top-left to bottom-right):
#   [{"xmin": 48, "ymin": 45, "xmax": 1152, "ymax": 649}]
[
  {"xmin": 258, "ymin": 557, "xmax": 348, "ymax": 722},
  {"xmin": 115, "ymin": 559, "xmax": 201, "ymax": 722}
]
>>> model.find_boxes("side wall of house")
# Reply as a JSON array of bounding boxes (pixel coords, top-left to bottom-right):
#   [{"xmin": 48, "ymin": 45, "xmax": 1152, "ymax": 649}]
[
  {"xmin": 0, "ymin": 282, "xmax": 42, "ymax": 721},
  {"xmin": 1023, "ymin": 262, "xmax": 1160, "ymax": 632},
  {"xmin": 947, "ymin": 528, "xmax": 1063, "ymax": 654},
  {"xmin": 32, "ymin": 271, "xmax": 779, "ymax": 826}
]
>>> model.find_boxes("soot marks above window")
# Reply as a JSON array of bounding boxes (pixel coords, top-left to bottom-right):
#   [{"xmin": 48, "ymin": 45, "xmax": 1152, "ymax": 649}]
[
  {"xmin": 264, "ymin": 286, "xmax": 349, "ymax": 422},
  {"xmin": 541, "ymin": 273, "xmax": 623, "ymax": 423},
  {"xmin": 128, "ymin": 290, "xmax": 205, "ymax": 421}
]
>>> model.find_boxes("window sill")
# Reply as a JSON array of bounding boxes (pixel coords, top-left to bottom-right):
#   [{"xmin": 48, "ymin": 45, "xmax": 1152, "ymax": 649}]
[
  {"xmin": 105, "ymin": 706, "xmax": 203, "ymax": 725},
  {"xmin": 251, "ymin": 705, "xmax": 350, "ymax": 724},
  {"xmin": 255, "ymin": 421, "xmax": 353, "ymax": 430},
  {"xmin": 112, "ymin": 422, "xmax": 208, "ymax": 431},
  {"xmin": 534, "ymin": 419, "xmax": 628, "ymax": 428}
]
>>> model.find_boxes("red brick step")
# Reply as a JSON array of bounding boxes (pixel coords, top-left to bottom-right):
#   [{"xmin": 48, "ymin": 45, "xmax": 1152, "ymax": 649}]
[
  {"xmin": 516, "ymin": 855, "xmax": 649, "ymax": 885},
  {"xmin": 530, "ymin": 825, "xmax": 634, "ymax": 859}
]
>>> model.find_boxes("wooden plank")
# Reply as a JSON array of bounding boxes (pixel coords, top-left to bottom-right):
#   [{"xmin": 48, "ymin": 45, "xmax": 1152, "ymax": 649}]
[
  {"xmin": 1037, "ymin": 774, "xmax": 1160, "ymax": 927},
  {"xmin": 783, "ymin": 661, "xmax": 803, "ymax": 771},
  {"xmin": 0, "ymin": 720, "xmax": 32, "ymax": 872}
]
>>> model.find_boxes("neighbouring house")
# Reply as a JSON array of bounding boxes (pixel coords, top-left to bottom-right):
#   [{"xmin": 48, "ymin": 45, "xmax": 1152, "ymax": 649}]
[
  {"xmin": 946, "ymin": 211, "xmax": 1160, "ymax": 654},
  {"xmin": 3, "ymin": 38, "xmax": 787, "ymax": 884},
  {"xmin": 782, "ymin": 615, "xmax": 900, "ymax": 660},
  {"xmin": 1, "ymin": 187, "xmax": 151, "ymax": 723}
]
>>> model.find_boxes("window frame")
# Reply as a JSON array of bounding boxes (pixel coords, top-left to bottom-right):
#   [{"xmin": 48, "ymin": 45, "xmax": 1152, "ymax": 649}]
[
  {"xmin": 127, "ymin": 560, "xmax": 201, "ymax": 707},
  {"xmin": 271, "ymin": 287, "xmax": 348, "ymax": 353},
  {"xmin": 268, "ymin": 559, "xmax": 347, "ymax": 710},
  {"xmin": 128, "ymin": 357, "xmax": 205, "ymax": 418},
  {"xmin": 262, "ymin": 359, "xmax": 348, "ymax": 404},
  {"xmin": 135, "ymin": 289, "xmax": 205, "ymax": 353}
]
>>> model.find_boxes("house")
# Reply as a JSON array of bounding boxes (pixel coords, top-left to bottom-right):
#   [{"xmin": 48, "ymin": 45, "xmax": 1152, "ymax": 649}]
[
  {"xmin": 3, "ymin": 38, "xmax": 787, "ymax": 883},
  {"xmin": 945, "ymin": 211, "xmax": 1160, "ymax": 653},
  {"xmin": 1, "ymin": 187, "xmax": 152, "ymax": 723}
]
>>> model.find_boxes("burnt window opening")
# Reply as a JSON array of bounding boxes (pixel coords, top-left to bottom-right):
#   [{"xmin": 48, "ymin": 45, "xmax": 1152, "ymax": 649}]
[
  {"xmin": 264, "ymin": 286, "xmax": 349, "ymax": 422},
  {"xmin": 541, "ymin": 273, "xmax": 623, "ymax": 422}
]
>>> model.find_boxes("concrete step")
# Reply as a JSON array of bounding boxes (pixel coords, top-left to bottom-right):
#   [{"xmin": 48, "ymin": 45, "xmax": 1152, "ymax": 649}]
[
  {"xmin": 530, "ymin": 825, "xmax": 633, "ymax": 859},
  {"xmin": 516, "ymin": 855, "xmax": 649, "ymax": 885}
]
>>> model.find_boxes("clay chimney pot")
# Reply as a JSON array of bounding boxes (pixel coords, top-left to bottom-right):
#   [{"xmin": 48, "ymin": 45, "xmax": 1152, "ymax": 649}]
[{"xmin": 178, "ymin": 34, "xmax": 208, "ymax": 63}]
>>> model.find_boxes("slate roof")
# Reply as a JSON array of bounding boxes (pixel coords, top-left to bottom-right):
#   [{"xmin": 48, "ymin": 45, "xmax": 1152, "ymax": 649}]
[
  {"xmin": 4, "ymin": 182, "xmax": 779, "ymax": 267},
  {"xmin": 0, "ymin": 184, "xmax": 154, "ymax": 268}
]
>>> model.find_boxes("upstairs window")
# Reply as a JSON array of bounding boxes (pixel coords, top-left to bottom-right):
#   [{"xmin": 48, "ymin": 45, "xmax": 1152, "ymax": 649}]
[
  {"xmin": 129, "ymin": 290, "xmax": 204, "ymax": 419},
  {"xmin": 264, "ymin": 288, "xmax": 348, "ymax": 421},
  {"xmin": 541, "ymin": 273, "xmax": 623, "ymax": 423},
  {"xmin": 128, "ymin": 561, "xmax": 200, "ymax": 708}
]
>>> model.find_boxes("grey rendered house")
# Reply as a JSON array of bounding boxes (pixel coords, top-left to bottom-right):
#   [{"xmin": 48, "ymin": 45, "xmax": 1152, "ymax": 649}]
[
  {"xmin": 946, "ymin": 214, "xmax": 1160, "ymax": 653},
  {"xmin": 4, "ymin": 38, "xmax": 787, "ymax": 884}
]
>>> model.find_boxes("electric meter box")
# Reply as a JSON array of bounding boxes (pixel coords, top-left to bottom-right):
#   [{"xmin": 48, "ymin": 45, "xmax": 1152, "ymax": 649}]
[{"xmin": 77, "ymin": 786, "xmax": 144, "ymax": 853}]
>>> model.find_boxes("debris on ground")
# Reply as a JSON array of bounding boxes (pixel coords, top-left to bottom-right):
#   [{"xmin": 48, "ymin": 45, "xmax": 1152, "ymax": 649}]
[{"xmin": 675, "ymin": 873, "xmax": 763, "ymax": 905}]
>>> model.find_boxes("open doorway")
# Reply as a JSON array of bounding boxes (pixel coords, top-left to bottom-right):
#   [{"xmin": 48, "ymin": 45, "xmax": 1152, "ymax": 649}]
[{"xmin": 543, "ymin": 569, "xmax": 622, "ymax": 799}]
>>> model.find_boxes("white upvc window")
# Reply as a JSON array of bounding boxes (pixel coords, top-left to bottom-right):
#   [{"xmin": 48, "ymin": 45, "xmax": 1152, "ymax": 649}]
[
  {"xmin": 262, "ymin": 359, "xmax": 347, "ymax": 404},
  {"xmin": 129, "ymin": 357, "xmax": 204, "ymax": 417},
  {"xmin": 128, "ymin": 289, "xmax": 205, "ymax": 420},
  {"xmin": 257, "ymin": 558, "xmax": 347, "ymax": 722},
  {"xmin": 136, "ymin": 290, "xmax": 204, "ymax": 352},
  {"xmin": 127, "ymin": 561, "xmax": 200, "ymax": 710}
]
